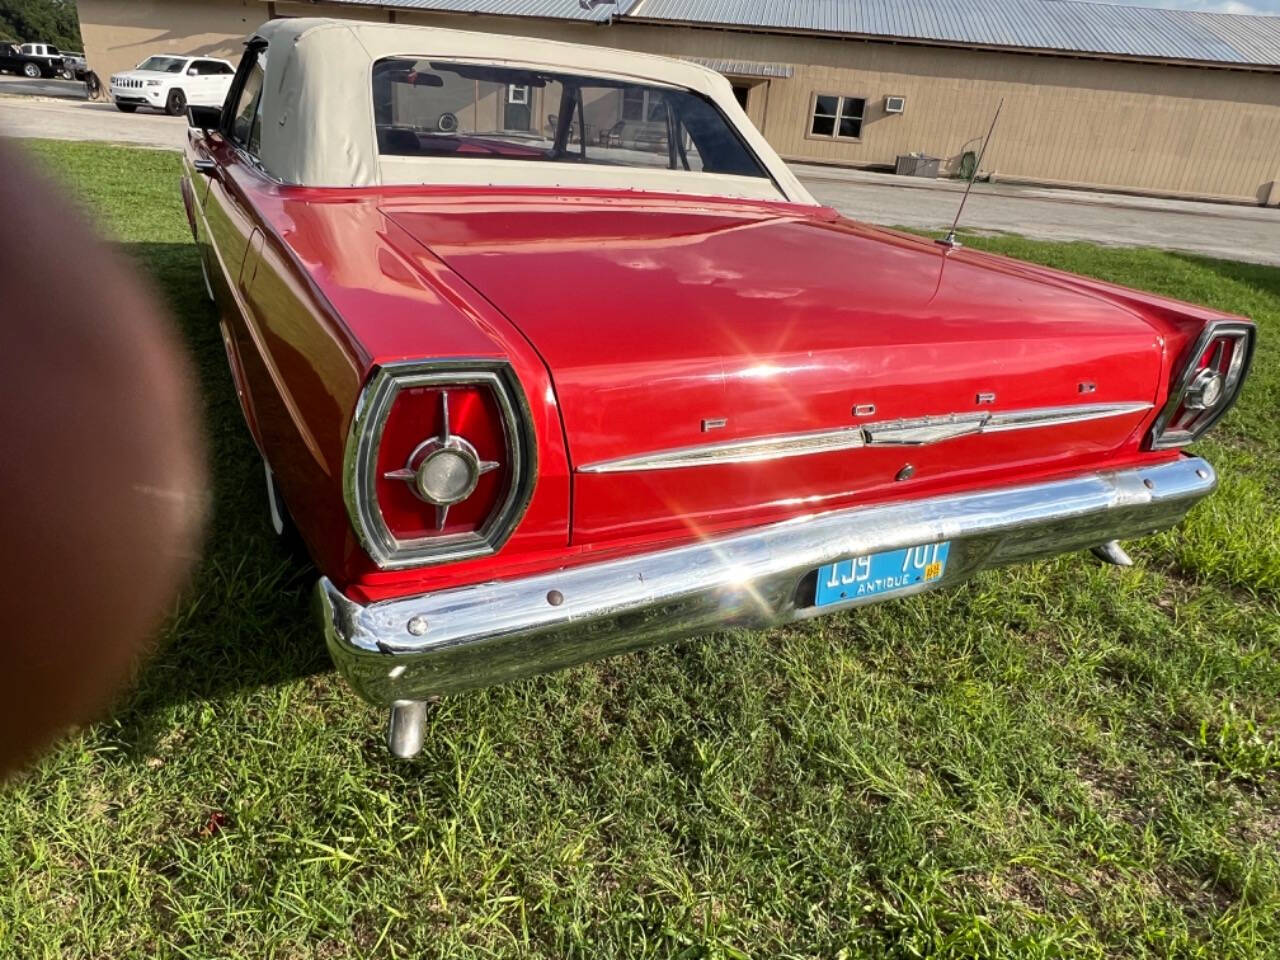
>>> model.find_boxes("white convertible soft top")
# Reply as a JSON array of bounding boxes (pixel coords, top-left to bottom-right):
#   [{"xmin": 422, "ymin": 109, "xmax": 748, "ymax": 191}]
[{"xmin": 251, "ymin": 17, "xmax": 814, "ymax": 203}]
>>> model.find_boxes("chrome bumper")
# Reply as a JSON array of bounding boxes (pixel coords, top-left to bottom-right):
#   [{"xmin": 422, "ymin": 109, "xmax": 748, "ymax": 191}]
[{"xmin": 320, "ymin": 456, "xmax": 1215, "ymax": 706}]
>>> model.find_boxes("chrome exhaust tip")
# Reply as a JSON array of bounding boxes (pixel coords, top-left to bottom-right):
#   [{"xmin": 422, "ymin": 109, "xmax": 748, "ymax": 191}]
[
  {"xmin": 386, "ymin": 700, "xmax": 428, "ymax": 758},
  {"xmin": 1090, "ymin": 540, "xmax": 1134, "ymax": 567}
]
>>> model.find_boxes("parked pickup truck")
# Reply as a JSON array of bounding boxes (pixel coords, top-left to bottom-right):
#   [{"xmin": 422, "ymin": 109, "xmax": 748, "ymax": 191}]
[
  {"xmin": 0, "ymin": 42, "xmax": 65, "ymax": 79},
  {"xmin": 60, "ymin": 50, "xmax": 87, "ymax": 80}
]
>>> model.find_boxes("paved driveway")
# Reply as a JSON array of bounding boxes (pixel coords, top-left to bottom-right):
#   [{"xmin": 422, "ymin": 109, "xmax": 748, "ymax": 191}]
[
  {"xmin": 3, "ymin": 91, "xmax": 1278, "ymax": 265},
  {"xmin": 796, "ymin": 164, "xmax": 1280, "ymax": 268},
  {"xmin": 0, "ymin": 93, "xmax": 186, "ymax": 150},
  {"xmin": 0, "ymin": 76, "xmax": 86, "ymax": 99}
]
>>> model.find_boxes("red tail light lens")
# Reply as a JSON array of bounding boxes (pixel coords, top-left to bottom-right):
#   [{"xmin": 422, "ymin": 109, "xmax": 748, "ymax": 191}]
[
  {"xmin": 376, "ymin": 384, "xmax": 510, "ymax": 539},
  {"xmin": 1148, "ymin": 321, "xmax": 1254, "ymax": 450},
  {"xmin": 344, "ymin": 361, "xmax": 534, "ymax": 569}
]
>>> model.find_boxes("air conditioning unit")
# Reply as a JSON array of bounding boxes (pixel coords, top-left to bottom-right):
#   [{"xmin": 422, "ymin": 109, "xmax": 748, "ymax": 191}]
[{"xmin": 884, "ymin": 95, "xmax": 906, "ymax": 114}]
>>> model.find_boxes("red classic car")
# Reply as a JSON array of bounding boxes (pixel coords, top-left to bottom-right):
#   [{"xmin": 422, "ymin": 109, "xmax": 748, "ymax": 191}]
[{"xmin": 182, "ymin": 18, "xmax": 1254, "ymax": 756}]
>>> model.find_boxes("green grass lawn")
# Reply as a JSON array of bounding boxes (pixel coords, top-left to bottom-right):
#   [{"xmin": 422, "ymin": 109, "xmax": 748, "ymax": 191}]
[{"xmin": 2, "ymin": 139, "xmax": 1278, "ymax": 959}]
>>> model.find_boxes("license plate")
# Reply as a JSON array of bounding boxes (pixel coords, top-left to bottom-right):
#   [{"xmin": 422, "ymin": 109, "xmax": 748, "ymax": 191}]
[{"xmin": 814, "ymin": 541, "xmax": 951, "ymax": 607}]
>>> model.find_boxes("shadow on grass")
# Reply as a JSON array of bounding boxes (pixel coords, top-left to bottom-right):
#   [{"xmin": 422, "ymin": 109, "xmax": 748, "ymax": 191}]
[{"xmin": 104, "ymin": 241, "xmax": 329, "ymax": 757}]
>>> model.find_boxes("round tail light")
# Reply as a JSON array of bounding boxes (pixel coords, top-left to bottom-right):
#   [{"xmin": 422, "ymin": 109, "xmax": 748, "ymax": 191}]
[{"xmin": 344, "ymin": 360, "xmax": 534, "ymax": 568}]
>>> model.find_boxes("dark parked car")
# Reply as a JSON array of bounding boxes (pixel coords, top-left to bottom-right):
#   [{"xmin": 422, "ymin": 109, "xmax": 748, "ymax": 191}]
[{"xmin": 0, "ymin": 42, "xmax": 64, "ymax": 79}]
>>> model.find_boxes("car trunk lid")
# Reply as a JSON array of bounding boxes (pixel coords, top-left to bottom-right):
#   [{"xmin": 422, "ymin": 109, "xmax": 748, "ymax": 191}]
[{"xmin": 384, "ymin": 194, "xmax": 1162, "ymax": 546}]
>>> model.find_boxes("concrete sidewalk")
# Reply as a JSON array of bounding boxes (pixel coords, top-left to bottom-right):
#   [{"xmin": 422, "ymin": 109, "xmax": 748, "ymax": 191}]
[{"xmin": 3, "ymin": 92, "xmax": 1277, "ymax": 265}]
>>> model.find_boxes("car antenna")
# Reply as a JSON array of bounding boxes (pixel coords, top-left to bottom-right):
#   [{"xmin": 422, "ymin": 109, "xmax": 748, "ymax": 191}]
[{"xmin": 937, "ymin": 97, "xmax": 1003, "ymax": 250}]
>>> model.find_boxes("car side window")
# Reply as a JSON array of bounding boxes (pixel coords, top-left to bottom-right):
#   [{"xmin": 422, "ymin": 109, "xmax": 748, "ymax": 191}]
[{"xmin": 230, "ymin": 61, "xmax": 265, "ymax": 153}]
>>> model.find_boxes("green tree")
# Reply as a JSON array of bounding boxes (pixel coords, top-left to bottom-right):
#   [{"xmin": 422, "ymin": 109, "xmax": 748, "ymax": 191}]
[{"xmin": 0, "ymin": 0, "xmax": 81, "ymax": 50}]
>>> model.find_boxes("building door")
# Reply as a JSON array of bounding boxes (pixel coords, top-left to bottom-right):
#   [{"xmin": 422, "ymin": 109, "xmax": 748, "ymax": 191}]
[
  {"xmin": 504, "ymin": 84, "xmax": 531, "ymax": 131},
  {"xmin": 732, "ymin": 84, "xmax": 750, "ymax": 110}
]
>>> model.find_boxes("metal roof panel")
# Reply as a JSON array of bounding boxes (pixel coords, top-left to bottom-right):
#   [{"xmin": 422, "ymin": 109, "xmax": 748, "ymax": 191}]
[
  {"xmin": 322, "ymin": 0, "xmax": 1280, "ymax": 66},
  {"xmin": 624, "ymin": 0, "xmax": 1280, "ymax": 66},
  {"xmin": 323, "ymin": 0, "xmax": 639, "ymax": 22}
]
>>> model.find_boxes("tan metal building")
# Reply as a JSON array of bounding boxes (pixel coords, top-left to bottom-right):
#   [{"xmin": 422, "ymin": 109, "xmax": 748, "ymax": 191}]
[{"xmin": 78, "ymin": 0, "xmax": 1280, "ymax": 204}]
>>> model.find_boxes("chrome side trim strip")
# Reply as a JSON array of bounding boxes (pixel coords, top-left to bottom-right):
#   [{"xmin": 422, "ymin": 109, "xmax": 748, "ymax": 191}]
[
  {"xmin": 577, "ymin": 425, "xmax": 865, "ymax": 474},
  {"xmin": 862, "ymin": 415, "xmax": 987, "ymax": 446},
  {"xmin": 321, "ymin": 456, "xmax": 1217, "ymax": 707},
  {"xmin": 866, "ymin": 401, "xmax": 1152, "ymax": 446},
  {"xmin": 578, "ymin": 401, "xmax": 1152, "ymax": 472},
  {"xmin": 985, "ymin": 401, "xmax": 1154, "ymax": 432}
]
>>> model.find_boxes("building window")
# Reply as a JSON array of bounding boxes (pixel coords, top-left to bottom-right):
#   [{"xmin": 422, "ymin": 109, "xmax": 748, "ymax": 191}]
[
  {"xmin": 810, "ymin": 94, "xmax": 866, "ymax": 140},
  {"xmin": 622, "ymin": 87, "xmax": 644, "ymax": 121},
  {"xmin": 507, "ymin": 84, "xmax": 529, "ymax": 105},
  {"xmin": 621, "ymin": 88, "xmax": 666, "ymax": 123}
]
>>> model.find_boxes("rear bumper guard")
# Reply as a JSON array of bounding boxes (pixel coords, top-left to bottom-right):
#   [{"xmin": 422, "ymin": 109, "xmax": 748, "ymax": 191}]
[{"xmin": 319, "ymin": 456, "xmax": 1215, "ymax": 706}]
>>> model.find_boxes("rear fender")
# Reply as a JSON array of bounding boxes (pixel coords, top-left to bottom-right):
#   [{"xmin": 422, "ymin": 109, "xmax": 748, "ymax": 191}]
[
  {"xmin": 953, "ymin": 246, "xmax": 1254, "ymax": 417},
  {"xmin": 968, "ymin": 248, "xmax": 1245, "ymax": 348}
]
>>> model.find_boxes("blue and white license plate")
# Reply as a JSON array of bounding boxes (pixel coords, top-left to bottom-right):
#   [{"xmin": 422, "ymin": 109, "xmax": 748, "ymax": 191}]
[{"xmin": 814, "ymin": 541, "xmax": 951, "ymax": 607}]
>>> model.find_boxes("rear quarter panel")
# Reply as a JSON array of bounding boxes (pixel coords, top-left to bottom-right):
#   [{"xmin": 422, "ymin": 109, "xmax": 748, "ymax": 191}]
[
  {"xmin": 930, "ymin": 243, "xmax": 1251, "ymax": 401},
  {"xmin": 215, "ymin": 178, "xmax": 574, "ymax": 591}
]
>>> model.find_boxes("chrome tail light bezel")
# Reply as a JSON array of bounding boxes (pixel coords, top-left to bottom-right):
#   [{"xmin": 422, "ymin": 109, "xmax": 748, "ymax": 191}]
[
  {"xmin": 1148, "ymin": 320, "xmax": 1255, "ymax": 450},
  {"xmin": 344, "ymin": 358, "xmax": 536, "ymax": 570}
]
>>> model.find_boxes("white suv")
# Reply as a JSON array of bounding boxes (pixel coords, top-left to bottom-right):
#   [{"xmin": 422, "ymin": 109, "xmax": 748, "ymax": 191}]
[{"xmin": 109, "ymin": 55, "xmax": 235, "ymax": 116}]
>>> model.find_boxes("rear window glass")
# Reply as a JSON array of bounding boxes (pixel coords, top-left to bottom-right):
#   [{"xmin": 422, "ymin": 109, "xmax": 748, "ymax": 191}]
[
  {"xmin": 371, "ymin": 58, "xmax": 767, "ymax": 179},
  {"xmin": 138, "ymin": 56, "xmax": 187, "ymax": 73}
]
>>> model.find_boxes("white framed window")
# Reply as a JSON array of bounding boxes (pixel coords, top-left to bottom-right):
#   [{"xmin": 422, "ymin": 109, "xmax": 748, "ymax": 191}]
[
  {"xmin": 507, "ymin": 84, "xmax": 529, "ymax": 105},
  {"xmin": 808, "ymin": 93, "xmax": 867, "ymax": 140},
  {"xmin": 622, "ymin": 87, "xmax": 644, "ymax": 121},
  {"xmin": 621, "ymin": 88, "xmax": 666, "ymax": 123}
]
